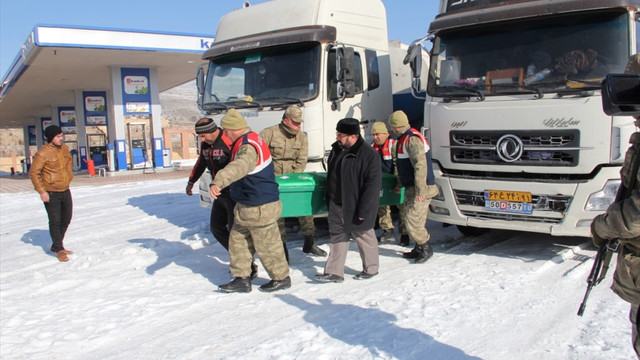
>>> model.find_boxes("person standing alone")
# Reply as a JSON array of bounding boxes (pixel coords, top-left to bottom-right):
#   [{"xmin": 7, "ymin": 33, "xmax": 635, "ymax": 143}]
[{"xmin": 29, "ymin": 125, "xmax": 74, "ymax": 262}]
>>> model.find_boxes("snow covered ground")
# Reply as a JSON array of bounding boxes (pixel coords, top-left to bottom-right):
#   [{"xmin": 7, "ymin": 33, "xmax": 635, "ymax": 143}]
[{"xmin": 0, "ymin": 178, "xmax": 635, "ymax": 360}]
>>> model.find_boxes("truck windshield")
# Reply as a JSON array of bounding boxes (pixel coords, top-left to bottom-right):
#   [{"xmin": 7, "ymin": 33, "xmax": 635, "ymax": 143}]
[
  {"xmin": 428, "ymin": 10, "xmax": 630, "ymax": 97},
  {"xmin": 202, "ymin": 43, "xmax": 320, "ymax": 111}
]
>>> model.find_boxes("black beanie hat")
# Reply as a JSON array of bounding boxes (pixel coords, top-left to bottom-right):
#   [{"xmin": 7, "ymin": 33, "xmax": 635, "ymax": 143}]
[
  {"xmin": 194, "ymin": 118, "xmax": 218, "ymax": 134},
  {"xmin": 336, "ymin": 118, "xmax": 360, "ymax": 136},
  {"xmin": 45, "ymin": 125, "xmax": 63, "ymax": 142}
]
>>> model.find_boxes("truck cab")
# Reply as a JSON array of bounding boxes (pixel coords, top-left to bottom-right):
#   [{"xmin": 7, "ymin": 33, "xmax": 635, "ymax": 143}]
[{"xmin": 405, "ymin": 0, "xmax": 640, "ymax": 236}]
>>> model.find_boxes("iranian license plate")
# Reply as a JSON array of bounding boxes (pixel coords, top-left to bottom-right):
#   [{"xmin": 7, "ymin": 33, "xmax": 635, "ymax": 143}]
[{"xmin": 484, "ymin": 190, "xmax": 533, "ymax": 214}]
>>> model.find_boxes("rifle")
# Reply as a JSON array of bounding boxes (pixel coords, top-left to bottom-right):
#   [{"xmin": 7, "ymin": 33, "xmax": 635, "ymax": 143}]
[{"xmin": 577, "ymin": 132, "xmax": 640, "ymax": 317}]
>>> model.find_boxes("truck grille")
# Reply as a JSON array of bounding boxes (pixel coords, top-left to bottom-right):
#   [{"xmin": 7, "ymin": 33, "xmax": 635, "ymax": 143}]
[
  {"xmin": 450, "ymin": 130, "xmax": 579, "ymax": 166},
  {"xmin": 454, "ymin": 190, "xmax": 572, "ymax": 224}
]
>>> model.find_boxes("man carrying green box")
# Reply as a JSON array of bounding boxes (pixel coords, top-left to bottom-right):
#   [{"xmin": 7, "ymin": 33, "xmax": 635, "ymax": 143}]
[
  {"xmin": 370, "ymin": 121, "xmax": 409, "ymax": 246},
  {"xmin": 260, "ymin": 106, "xmax": 327, "ymax": 260}
]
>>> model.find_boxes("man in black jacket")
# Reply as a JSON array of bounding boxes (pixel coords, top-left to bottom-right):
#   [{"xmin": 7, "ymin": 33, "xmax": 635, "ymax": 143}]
[
  {"xmin": 186, "ymin": 117, "xmax": 257, "ymax": 278},
  {"xmin": 315, "ymin": 118, "xmax": 382, "ymax": 282}
]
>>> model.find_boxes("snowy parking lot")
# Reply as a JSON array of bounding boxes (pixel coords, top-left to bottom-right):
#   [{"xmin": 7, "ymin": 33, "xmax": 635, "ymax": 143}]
[{"xmin": 0, "ymin": 177, "xmax": 634, "ymax": 359}]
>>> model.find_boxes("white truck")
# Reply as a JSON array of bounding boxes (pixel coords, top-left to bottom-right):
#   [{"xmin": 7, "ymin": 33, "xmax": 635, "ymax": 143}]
[
  {"xmin": 195, "ymin": 0, "xmax": 426, "ymax": 208},
  {"xmin": 403, "ymin": 0, "xmax": 639, "ymax": 237}
]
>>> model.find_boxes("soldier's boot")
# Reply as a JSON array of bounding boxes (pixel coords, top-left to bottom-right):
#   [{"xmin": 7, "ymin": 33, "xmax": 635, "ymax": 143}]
[
  {"xmin": 399, "ymin": 234, "xmax": 410, "ymax": 247},
  {"xmin": 218, "ymin": 277, "xmax": 251, "ymax": 293},
  {"xmin": 379, "ymin": 229, "xmax": 396, "ymax": 243},
  {"xmin": 259, "ymin": 276, "xmax": 291, "ymax": 292},
  {"xmin": 413, "ymin": 243, "xmax": 434, "ymax": 264},
  {"xmin": 303, "ymin": 235, "xmax": 327, "ymax": 257}
]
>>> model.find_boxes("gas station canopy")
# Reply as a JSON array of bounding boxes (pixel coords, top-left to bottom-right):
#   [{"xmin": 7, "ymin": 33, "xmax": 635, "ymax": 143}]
[{"xmin": 0, "ymin": 25, "xmax": 214, "ymax": 128}]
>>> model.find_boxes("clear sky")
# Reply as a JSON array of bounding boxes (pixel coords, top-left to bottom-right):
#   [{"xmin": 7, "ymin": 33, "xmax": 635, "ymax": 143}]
[{"xmin": 0, "ymin": 0, "xmax": 439, "ymax": 79}]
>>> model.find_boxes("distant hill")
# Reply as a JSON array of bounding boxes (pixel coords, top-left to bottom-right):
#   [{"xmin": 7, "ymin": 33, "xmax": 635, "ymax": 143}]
[{"xmin": 159, "ymin": 80, "xmax": 201, "ymax": 128}]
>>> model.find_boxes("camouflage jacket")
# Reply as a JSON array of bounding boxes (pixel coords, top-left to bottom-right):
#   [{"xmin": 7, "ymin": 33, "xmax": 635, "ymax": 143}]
[
  {"xmin": 259, "ymin": 123, "xmax": 308, "ymax": 175},
  {"xmin": 592, "ymin": 132, "xmax": 640, "ymax": 304},
  {"xmin": 29, "ymin": 142, "xmax": 74, "ymax": 194}
]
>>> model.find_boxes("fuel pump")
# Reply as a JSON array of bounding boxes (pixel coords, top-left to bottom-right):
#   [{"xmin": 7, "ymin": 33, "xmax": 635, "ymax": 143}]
[
  {"xmin": 64, "ymin": 140, "xmax": 80, "ymax": 171},
  {"xmin": 127, "ymin": 122, "xmax": 150, "ymax": 169},
  {"xmin": 86, "ymin": 134, "xmax": 107, "ymax": 167}
]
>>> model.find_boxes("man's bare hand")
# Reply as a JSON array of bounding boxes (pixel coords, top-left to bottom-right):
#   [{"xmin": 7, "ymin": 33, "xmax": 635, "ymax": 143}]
[{"xmin": 210, "ymin": 184, "xmax": 222, "ymax": 199}]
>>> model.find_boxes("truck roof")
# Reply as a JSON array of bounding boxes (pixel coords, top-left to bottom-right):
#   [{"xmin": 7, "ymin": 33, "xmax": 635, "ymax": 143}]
[
  {"xmin": 430, "ymin": 0, "xmax": 640, "ymax": 33},
  {"xmin": 204, "ymin": 0, "xmax": 388, "ymax": 60}
]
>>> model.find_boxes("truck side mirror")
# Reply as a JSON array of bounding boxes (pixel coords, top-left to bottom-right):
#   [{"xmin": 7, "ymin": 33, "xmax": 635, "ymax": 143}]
[
  {"xmin": 336, "ymin": 47, "xmax": 356, "ymax": 99},
  {"xmin": 196, "ymin": 64, "xmax": 206, "ymax": 111},
  {"xmin": 601, "ymin": 74, "xmax": 640, "ymax": 117},
  {"xmin": 404, "ymin": 43, "xmax": 423, "ymax": 94}
]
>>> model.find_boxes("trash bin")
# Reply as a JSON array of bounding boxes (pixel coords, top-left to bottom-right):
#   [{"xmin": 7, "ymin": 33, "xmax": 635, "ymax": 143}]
[{"xmin": 162, "ymin": 149, "xmax": 172, "ymax": 168}]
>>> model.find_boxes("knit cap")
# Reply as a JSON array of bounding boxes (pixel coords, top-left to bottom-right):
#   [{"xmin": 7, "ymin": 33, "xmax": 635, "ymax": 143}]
[
  {"xmin": 45, "ymin": 125, "xmax": 63, "ymax": 142},
  {"xmin": 371, "ymin": 121, "xmax": 389, "ymax": 135},
  {"xmin": 194, "ymin": 118, "xmax": 218, "ymax": 134},
  {"xmin": 220, "ymin": 109, "xmax": 248, "ymax": 130},
  {"xmin": 389, "ymin": 110, "xmax": 410, "ymax": 128},
  {"xmin": 284, "ymin": 106, "xmax": 303, "ymax": 123},
  {"xmin": 336, "ymin": 118, "xmax": 360, "ymax": 135}
]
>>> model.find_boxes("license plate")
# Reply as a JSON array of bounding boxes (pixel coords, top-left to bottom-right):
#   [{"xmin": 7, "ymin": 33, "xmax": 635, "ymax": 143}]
[{"xmin": 484, "ymin": 190, "xmax": 533, "ymax": 214}]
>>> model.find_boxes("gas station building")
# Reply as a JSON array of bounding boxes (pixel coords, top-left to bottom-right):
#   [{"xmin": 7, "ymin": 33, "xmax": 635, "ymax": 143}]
[{"xmin": 0, "ymin": 25, "xmax": 213, "ymax": 173}]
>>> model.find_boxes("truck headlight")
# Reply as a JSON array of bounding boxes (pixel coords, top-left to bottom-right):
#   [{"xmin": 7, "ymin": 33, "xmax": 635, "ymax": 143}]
[{"xmin": 585, "ymin": 179, "xmax": 620, "ymax": 212}]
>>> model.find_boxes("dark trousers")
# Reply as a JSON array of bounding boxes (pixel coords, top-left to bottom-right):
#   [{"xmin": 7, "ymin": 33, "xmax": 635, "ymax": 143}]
[
  {"xmin": 43, "ymin": 189, "xmax": 73, "ymax": 252},
  {"xmin": 210, "ymin": 194, "xmax": 235, "ymax": 251}
]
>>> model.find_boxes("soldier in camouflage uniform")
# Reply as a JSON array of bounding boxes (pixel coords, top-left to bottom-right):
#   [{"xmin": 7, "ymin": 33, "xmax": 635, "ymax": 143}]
[
  {"xmin": 591, "ymin": 53, "xmax": 640, "ymax": 358},
  {"xmin": 259, "ymin": 106, "xmax": 326, "ymax": 260},
  {"xmin": 389, "ymin": 110, "xmax": 440, "ymax": 263},
  {"xmin": 370, "ymin": 121, "xmax": 408, "ymax": 245},
  {"xmin": 210, "ymin": 109, "xmax": 290, "ymax": 293}
]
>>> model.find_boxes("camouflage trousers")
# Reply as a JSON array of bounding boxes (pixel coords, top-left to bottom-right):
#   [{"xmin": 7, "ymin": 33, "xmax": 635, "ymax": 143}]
[
  {"xmin": 277, "ymin": 215, "xmax": 315, "ymax": 242},
  {"xmin": 377, "ymin": 204, "xmax": 406, "ymax": 235},
  {"xmin": 229, "ymin": 200, "xmax": 289, "ymax": 281},
  {"xmin": 402, "ymin": 186, "xmax": 433, "ymax": 246}
]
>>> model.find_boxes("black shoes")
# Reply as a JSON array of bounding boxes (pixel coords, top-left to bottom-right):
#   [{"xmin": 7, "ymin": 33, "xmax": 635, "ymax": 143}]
[
  {"xmin": 354, "ymin": 272, "xmax": 378, "ymax": 280},
  {"xmin": 314, "ymin": 273, "xmax": 344, "ymax": 283},
  {"xmin": 259, "ymin": 276, "xmax": 291, "ymax": 292},
  {"xmin": 219, "ymin": 277, "xmax": 252, "ymax": 293},
  {"xmin": 399, "ymin": 234, "xmax": 410, "ymax": 247},
  {"xmin": 402, "ymin": 243, "xmax": 434, "ymax": 263},
  {"xmin": 379, "ymin": 230, "xmax": 396, "ymax": 243},
  {"xmin": 303, "ymin": 236, "xmax": 327, "ymax": 257}
]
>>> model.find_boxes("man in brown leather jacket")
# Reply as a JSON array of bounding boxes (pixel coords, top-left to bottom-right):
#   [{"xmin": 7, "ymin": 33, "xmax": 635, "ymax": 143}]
[
  {"xmin": 591, "ymin": 54, "xmax": 640, "ymax": 358},
  {"xmin": 29, "ymin": 125, "xmax": 74, "ymax": 262}
]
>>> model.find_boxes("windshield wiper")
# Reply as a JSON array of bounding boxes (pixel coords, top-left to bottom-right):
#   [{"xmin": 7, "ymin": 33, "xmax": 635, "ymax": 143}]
[
  {"xmin": 554, "ymin": 79, "xmax": 600, "ymax": 97},
  {"xmin": 232, "ymin": 99, "xmax": 264, "ymax": 111},
  {"xmin": 254, "ymin": 96, "xmax": 304, "ymax": 108},
  {"xmin": 202, "ymin": 102, "xmax": 229, "ymax": 113},
  {"xmin": 436, "ymin": 86, "xmax": 485, "ymax": 101}
]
